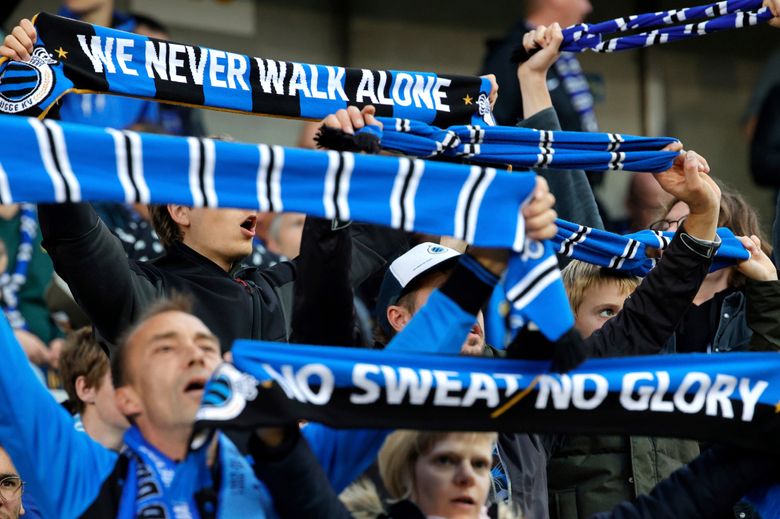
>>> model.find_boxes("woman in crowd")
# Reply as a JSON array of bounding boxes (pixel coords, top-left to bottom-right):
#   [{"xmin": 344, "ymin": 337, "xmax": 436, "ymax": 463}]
[
  {"xmin": 341, "ymin": 431, "xmax": 516, "ymax": 519},
  {"xmin": 654, "ymin": 181, "xmax": 780, "ymax": 353}
]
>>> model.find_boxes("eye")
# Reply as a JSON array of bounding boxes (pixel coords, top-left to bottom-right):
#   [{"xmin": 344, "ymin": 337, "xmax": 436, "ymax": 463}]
[
  {"xmin": 472, "ymin": 458, "xmax": 490, "ymax": 471},
  {"xmin": 434, "ymin": 454, "xmax": 457, "ymax": 466},
  {"xmin": 155, "ymin": 344, "xmax": 175, "ymax": 354},
  {"xmin": 598, "ymin": 308, "xmax": 616, "ymax": 318},
  {"xmin": 199, "ymin": 342, "xmax": 221, "ymax": 355}
]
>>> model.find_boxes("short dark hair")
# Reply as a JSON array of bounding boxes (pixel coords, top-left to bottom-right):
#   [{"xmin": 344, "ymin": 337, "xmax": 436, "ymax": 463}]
[
  {"xmin": 148, "ymin": 205, "xmax": 183, "ymax": 248},
  {"xmin": 60, "ymin": 327, "xmax": 110, "ymax": 414},
  {"xmin": 111, "ymin": 293, "xmax": 195, "ymax": 389},
  {"xmin": 374, "ymin": 266, "xmax": 455, "ymax": 345}
]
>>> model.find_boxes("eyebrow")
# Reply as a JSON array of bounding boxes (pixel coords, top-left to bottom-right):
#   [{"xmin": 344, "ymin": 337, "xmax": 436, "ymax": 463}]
[
  {"xmin": 149, "ymin": 331, "xmax": 219, "ymax": 343},
  {"xmin": 0, "ymin": 473, "xmax": 18, "ymax": 479}
]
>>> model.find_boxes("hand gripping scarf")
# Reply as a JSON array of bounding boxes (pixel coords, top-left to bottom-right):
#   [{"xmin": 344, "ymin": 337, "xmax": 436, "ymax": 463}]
[{"xmin": 558, "ymin": 0, "xmax": 775, "ymax": 53}]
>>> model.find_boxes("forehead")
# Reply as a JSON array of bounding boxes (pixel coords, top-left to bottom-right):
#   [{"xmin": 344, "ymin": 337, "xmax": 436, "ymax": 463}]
[
  {"xmin": 666, "ymin": 201, "xmax": 690, "ymax": 220},
  {"xmin": 428, "ymin": 434, "xmax": 494, "ymax": 456},
  {"xmin": 128, "ymin": 311, "xmax": 215, "ymax": 350},
  {"xmin": 580, "ymin": 280, "xmax": 632, "ymax": 307},
  {"xmin": 0, "ymin": 448, "xmax": 17, "ymax": 475}
]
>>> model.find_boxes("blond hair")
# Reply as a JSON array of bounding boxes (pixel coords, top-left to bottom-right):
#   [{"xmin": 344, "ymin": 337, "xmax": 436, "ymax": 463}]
[
  {"xmin": 561, "ymin": 260, "xmax": 641, "ymax": 315},
  {"xmin": 378, "ymin": 430, "xmax": 497, "ymax": 500}
]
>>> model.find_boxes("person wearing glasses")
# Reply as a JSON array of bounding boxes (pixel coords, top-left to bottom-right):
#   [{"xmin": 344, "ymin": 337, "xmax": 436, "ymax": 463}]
[
  {"xmin": 0, "ymin": 447, "xmax": 24, "ymax": 519},
  {"xmin": 651, "ymin": 181, "xmax": 780, "ymax": 354}
]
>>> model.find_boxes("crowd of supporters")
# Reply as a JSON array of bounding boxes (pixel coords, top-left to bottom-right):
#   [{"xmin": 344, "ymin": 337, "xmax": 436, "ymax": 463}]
[{"xmin": 0, "ymin": 0, "xmax": 779, "ymax": 518}]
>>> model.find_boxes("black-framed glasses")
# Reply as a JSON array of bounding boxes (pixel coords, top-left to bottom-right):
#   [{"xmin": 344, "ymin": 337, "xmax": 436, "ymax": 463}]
[
  {"xmin": 649, "ymin": 215, "xmax": 688, "ymax": 232},
  {"xmin": 0, "ymin": 476, "xmax": 23, "ymax": 503}
]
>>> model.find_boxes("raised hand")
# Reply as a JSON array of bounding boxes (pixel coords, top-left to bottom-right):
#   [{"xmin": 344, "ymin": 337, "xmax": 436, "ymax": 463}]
[
  {"xmin": 736, "ymin": 235, "xmax": 778, "ymax": 282},
  {"xmin": 0, "ymin": 19, "xmax": 36, "ymax": 62}
]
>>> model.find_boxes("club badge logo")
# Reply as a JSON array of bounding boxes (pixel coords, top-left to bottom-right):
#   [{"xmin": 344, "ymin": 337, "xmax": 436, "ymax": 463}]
[{"xmin": 0, "ymin": 47, "xmax": 58, "ymax": 114}]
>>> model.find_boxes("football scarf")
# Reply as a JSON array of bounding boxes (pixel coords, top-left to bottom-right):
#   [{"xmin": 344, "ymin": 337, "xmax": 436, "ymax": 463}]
[
  {"xmin": 119, "ymin": 426, "xmax": 274, "ymax": 519},
  {"xmin": 368, "ymin": 119, "xmax": 679, "ymax": 172},
  {"xmin": 560, "ymin": 0, "xmax": 774, "ymax": 53},
  {"xmin": 0, "ymin": 12, "xmax": 493, "ymax": 127},
  {"xmin": 0, "ymin": 113, "xmax": 578, "ymax": 340},
  {"xmin": 553, "ymin": 219, "xmax": 750, "ymax": 276},
  {"xmin": 196, "ymin": 341, "xmax": 780, "ymax": 451},
  {"xmin": 554, "ymin": 52, "xmax": 599, "ymax": 133},
  {"xmin": 0, "ymin": 204, "xmax": 37, "ymax": 330}
]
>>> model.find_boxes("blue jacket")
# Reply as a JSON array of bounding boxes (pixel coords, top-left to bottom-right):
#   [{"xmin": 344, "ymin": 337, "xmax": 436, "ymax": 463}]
[{"xmin": 0, "ymin": 315, "xmax": 386, "ymax": 518}]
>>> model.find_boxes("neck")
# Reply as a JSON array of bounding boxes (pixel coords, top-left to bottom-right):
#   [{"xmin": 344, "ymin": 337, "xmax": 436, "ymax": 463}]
[
  {"xmin": 180, "ymin": 238, "xmax": 232, "ymax": 272},
  {"xmin": 80, "ymin": 2, "xmax": 114, "ymax": 28},
  {"xmin": 139, "ymin": 423, "xmax": 193, "ymax": 461},
  {"xmin": 0, "ymin": 205, "xmax": 20, "ymax": 221},
  {"xmin": 81, "ymin": 409, "xmax": 127, "ymax": 451},
  {"xmin": 693, "ymin": 269, "xmax": 731, "ymax": 306}
]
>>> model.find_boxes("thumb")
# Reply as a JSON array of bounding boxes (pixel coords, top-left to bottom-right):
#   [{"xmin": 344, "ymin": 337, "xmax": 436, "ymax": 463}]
[{"xmin": 683, "ymin": 151, "xmax": 701, "ymax": 188}]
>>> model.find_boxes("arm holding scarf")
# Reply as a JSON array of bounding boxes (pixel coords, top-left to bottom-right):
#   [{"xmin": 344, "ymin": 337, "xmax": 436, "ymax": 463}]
[
  {"xmin": 516, "ymin": 23, "xmax": 603, "ymax": 230},
  {"xmin": 0, "ymin": 313, "xmax": 118, "ymax": 518},
  {"xmin": 584, "ymin": 149, "xmax": 722, "ymax": 357},
  {"xmin": 39, "ymin": 203, "xmax": 160, "ymax": 346}
]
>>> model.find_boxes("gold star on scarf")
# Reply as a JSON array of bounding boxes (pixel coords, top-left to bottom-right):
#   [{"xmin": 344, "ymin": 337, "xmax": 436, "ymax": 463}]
[
  {"xmin": 775, "ymin": 400, "xmax": 780, "ymax": 413},
  {"xmin": 55, "ymin": 47, "xmax": 68, "ymax": 59},
  {"xmin": 463, "ymin": 94, "xmax": 473, "ymax": 105}
]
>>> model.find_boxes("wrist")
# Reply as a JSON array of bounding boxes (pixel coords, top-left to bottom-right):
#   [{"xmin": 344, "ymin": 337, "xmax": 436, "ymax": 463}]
[{"xmin": 518, "ymin": 66, "xmax": 547, "ymax": 83}]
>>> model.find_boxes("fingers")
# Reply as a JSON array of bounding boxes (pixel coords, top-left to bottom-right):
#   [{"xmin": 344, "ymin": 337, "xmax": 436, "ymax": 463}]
[
  {"xmin": 2, "ymin": 34, "xmax": 28, "ymax": 61},
  {"xmin": 361, "ymin": 105, "xmax": 382, "ymax": 129},
  {"xmin": 336, "ymin": 108, "xmax": 354, "ymax": 133},
  {"xmin": 764, "ymin": 0, "xmax": 779, "ymax": 17},
  {"xmin": 321, "ymin": 106, "xmax": 380, "ymax": 133},
  {"xmin": 10, "ymin": 24, "xmax": 34, "ymax": 60},
  {"xmin": 549, "ymin": 22, "xmax": 564, "ymax": 48},
  {"xmin": 522, "ymin": 31, "xmax": 537, "ymax": 52},
  {"xmin": 662, "ymin": 141, "xmax": 683, "ymax": 153},
  {"xmin": 482, "ymin": 73, "xmax": 499, "ymax": 109},
  {"xmin": 534, "ymin": 25, "xmax": 548, "ymax": 49},
  {"xmin": 321, "ymin": 113, "xmax": 340, "ymax": 130},
  {"xmin": 347, "ymin": 105, "xmax": 364, "ymax": 132},
  {"xmin": 523, "ymin": 176, "xmax": 557, "ymax": 240},
  {"xmin": 20, "ymin": 18, "xmax": 37, "ymax": 43}
]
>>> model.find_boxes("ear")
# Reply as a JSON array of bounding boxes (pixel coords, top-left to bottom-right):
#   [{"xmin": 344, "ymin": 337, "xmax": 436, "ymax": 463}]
[
  {"xmin": 74, "ymin": 375, "xmax": 97, "ymax": 405},
  {"xmin": 115, "ymin": 385, "xmax": 142, "ymax": 419},
  {"xmin": 167, "ymin": 204, "xmax": 192, "ymax": 228},
  {"xmin": 387, "ymin": 304, "xmax": 413, "ymax": 334}
]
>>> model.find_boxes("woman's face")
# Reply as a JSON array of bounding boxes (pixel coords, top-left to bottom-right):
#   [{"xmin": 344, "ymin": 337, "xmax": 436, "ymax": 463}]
[{"xmin": 411, "ymin": 434, "xmax": 493, "ymax": 519}]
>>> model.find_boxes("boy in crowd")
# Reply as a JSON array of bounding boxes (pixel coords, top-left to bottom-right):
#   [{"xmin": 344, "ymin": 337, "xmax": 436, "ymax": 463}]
[{"xmin": 59, "ymin": 327, "xmax": 129, "ymax": 450}]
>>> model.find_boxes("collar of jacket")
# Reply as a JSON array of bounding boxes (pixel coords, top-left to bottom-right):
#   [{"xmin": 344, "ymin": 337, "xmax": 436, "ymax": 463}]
[{"xmin": 166, "ymin": 241, "xmax": 252, "ymax": 278}]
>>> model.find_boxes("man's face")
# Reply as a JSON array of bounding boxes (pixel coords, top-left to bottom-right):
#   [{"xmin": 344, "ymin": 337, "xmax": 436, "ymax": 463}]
[
  {"xmin": 118, "ymin": 311, "xmax": 222, "ymax": 432},
  {"xmin": 64, "ymin": 0, "xmax": 111, "ymax": 14},
  {"xmin": 574, "ymin": 282, "xmax": 629, "ymax": 339},
  {"xmin": 185, "ymin": 208, "xmax": 258, "ymax": 267},
  {"xmin": 391, "ymin": 271, "xmax": 486, "ymax": 356},
  {"xmin": 0, "ymin": 448, "xmax": 23, "ymax": 519},
  {"xmin": 267, "ymin": 213, "xmax": 306, "ymax": 259},
  {"xmin": 664, "ymin": 201, "xmax": 690, "ymax": 233},
  {"xmin": 552, "ymin": 0, "xmax": 592, "ymax": 26}
]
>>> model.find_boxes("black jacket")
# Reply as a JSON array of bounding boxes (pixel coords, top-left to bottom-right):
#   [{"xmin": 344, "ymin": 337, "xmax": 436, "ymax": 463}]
[{"xmin": 38, "ymin": 203, "xmax": 390, "ymax": 352}]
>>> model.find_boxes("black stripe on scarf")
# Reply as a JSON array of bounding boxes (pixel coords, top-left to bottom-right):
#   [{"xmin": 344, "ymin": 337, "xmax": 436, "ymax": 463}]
[
  {"xmin": 510, "ymin": 263, "xmax": 559, "ymax": 305},
  {"xmin": 461, "ymin": 167, "xmax": 488, "ymax": 241},
  {"xmin": 43, "ymin": 124, "xmax": 72, "ymax": 201},
  {"xmin": 123, "ymin": 133, "xmax": 141, "ymax": 204}
]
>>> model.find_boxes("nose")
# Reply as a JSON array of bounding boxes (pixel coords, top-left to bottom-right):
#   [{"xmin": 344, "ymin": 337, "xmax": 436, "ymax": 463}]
[
  {"xmin": 454, "ymin": 461, "xmax": 476, "ymax": 487},
  {"xmin": 185, "ymin": 341, "xmax": 207, "ymax": 367}
]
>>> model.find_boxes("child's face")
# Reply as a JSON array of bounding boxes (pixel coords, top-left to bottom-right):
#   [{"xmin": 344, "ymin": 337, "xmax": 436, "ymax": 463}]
[{"xmin": 574, "ymin": 282, "xmax": 630, "ymax": 339}]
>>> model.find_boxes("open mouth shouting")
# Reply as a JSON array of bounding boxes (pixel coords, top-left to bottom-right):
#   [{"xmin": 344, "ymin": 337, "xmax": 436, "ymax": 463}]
[{"xmin": 239, "ymin": 214, "xmax": 257, "ymax": 238}]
